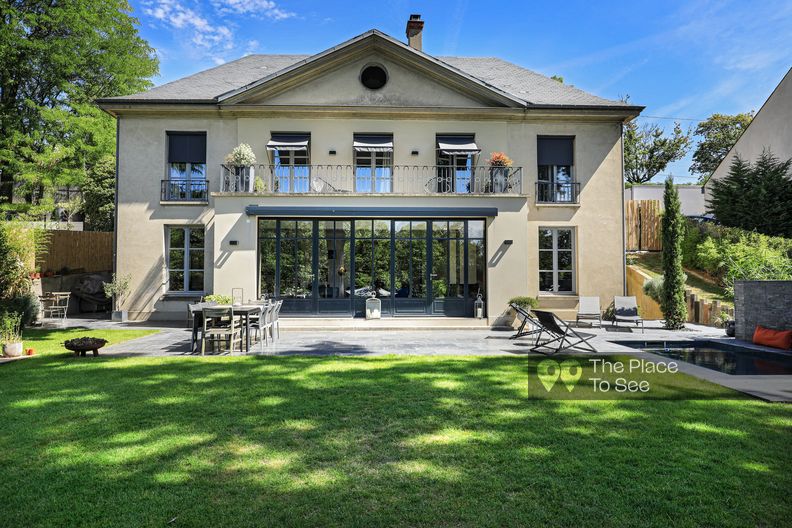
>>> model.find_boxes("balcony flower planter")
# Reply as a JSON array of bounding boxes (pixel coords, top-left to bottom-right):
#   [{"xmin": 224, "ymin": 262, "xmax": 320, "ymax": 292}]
[{"xmin": 486, "ymin": 152, "xmax": 513, "ymax": 193}]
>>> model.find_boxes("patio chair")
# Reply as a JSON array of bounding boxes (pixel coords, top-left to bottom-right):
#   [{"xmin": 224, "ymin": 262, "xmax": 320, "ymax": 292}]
[
  {"xmin": 613, "ymin": 296, "xmax": 644, "ymax": 333},
  {"xmin": 270, "ymin": 300, "xmax": 283, "ymax": 340},
  {"xmin": 200, "ymin": 306, "xmax": 242, "ymax": 355},
  {"xmin": 530, "ymin": 310, "xmax": 598, "ymax": 354},
  {"xmin": 576, "ymin": 296, "xmax": 602, "ymax": 327},
  {"xmin": 509, "ymin": 303, "xmax": 543, "ymax": 340},
  {"xmin": 41, "ymin": 292, "xmax": 70, "ymax": 323},
  {"xmin": 250, "ymin": 303, "xmax": 275, "ymax": 350}
]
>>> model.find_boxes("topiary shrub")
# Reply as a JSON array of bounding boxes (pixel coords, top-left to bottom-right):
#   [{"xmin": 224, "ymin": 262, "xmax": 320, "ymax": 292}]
[{"xmin": 508, "ymin": 296, "xmax": 539, "ymax": 309}]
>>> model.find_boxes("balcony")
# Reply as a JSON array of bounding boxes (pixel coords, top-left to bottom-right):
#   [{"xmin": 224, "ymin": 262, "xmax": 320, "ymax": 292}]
[
  {"xmin": 161, "ymin": 179, "xmax": 208, "ymax": 202},
  {"xmin": 219, "ymin": 165, "xmax": 524, "ymax": 195},
  {"xmin": 535, "ymin": 181, "xmax": 579, "ymax": 204}
]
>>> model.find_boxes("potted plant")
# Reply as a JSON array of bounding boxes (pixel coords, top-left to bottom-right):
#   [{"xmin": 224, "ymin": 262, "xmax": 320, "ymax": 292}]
[
  {"xmin": 224, "ymin": 143, "xmax": 257, "ymax": 192},
  {"xmin": 497, "ymin": 296, "xmax": 539, "ymax": 328},
  {"xmin": 103, "ymin": 273, "xmax": 131, "ymax": 322},
  {"xmin": 0, "ymin": 312, "xmax": 23, "ymax": 357},
  {"xmin": 487, "ymin": 152, "xmax": 513, "ymax": 193}
]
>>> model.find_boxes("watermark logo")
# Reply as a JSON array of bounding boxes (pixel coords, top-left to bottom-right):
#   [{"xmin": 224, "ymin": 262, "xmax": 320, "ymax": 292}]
[{"xmin": 536, "ymin": 358, "xmax": 582, "ymax": 392}]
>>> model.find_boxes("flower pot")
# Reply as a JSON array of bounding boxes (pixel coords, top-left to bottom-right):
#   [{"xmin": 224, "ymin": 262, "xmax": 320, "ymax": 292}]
[
  {"xmin": 112, "ymin": 310, "xmax": 128, "ymax": 322},
  {"xmin": 489, "ymin": 167, "xmax": 508, "ymax": 193},
  {"xmin": 3, "ymin": 342, "xmax": 24, "ymax": 357},
  {"xmin": 725, "ymin": 320, "xmax": 735, "ymax": 337}
]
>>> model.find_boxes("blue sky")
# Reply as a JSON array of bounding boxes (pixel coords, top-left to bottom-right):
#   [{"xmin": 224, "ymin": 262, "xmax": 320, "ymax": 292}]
[{"xmin": 131, "ymin": 0, "xmax": 792, "ymax": 180}]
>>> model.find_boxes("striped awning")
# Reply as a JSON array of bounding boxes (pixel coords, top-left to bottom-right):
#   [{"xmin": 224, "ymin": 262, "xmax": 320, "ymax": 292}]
[
  {"xmin": 437, "ymin": 135, "xmax": 480, "ymax": 155},
  {"xmin": 353, "ymin": 135, "xmax": 393, "ymax": 152},
  {"xmin": 266, "ymin": 133, "xmax": 310, "ymax": 151}
]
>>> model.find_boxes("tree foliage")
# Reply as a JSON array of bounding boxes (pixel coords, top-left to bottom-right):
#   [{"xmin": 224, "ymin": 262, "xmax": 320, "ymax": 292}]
[
  {"xmin": 661, "ymin": 178, "xmax": 687, "ymax": 329},
  {"xmin": 0, "ymin": 0, "xmax": 157, "ymax": 217},
  {"xmin": 624, "ymin": 121, "xmax": 691, "ymax": 184},
  {"xmin": 82, "ymin": 155, "xmax": 116, "ymax": 231},
  {"xmin": 690, "ymin": 112, "xmax": 753, "ymax": 182},
  {"xmin": 707, "ymin": 151, "xmax": 792, "ymax": 237}
]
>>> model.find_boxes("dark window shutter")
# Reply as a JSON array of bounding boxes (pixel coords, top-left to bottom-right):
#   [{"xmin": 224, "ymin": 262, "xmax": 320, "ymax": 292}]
[
  {"xmin": 537, "ymin": 137, "xmax": 573, "ymax": 166},
  {"xmin": 168, "ymin": 132, "xmax": 206, "ymax": 163}
]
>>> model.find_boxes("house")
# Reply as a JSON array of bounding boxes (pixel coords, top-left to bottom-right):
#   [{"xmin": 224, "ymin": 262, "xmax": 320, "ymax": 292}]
[
  {"xmin": 624, "ymin": 184, "xmax": 706, "ymax": 217},
  {"xmin": 97, "ymin": 15, "xmax": 643, "ymax": 323},
  {"xmin": 704, "ymin": 67, "xmax": 792, "ymax": 192}
]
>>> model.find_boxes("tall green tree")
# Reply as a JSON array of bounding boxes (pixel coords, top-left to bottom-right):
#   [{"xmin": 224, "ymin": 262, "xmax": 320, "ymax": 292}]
[
  {"xmin": 0, "ymin": 0, "xmax": 157, "ymax": 217},
  {"xmin": 661, "ymin": 177, "xmax": 687, "ymax": 329},
  {"xmin": 690, "ymin": 112, "xmax": 753, "ymax": 183},
  {"xmin": 624, "ymin": 121, "xmax": 691, "ymax": 184},
  {"xmin": 81, "ymin": 154, "xmax": 116, "ymax": 231},
  {"xmin": 707, "ymin": 151, "xmax": 792, "ymax": 237}
]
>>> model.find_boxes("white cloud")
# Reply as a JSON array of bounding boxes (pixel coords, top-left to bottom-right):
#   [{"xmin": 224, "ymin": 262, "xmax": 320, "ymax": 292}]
[{"xmin": 211, "ymin": 0, "xmax": 295, "ymax": 20}]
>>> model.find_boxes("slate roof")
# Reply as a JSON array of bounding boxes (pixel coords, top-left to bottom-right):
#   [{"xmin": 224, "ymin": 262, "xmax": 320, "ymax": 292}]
[{"xmin": 103, "ymin": 37, "xmax": 631, "ymax": 109}]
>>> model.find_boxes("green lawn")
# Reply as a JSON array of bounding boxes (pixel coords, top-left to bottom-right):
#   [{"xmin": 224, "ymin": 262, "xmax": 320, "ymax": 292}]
[
  {"xmin": 19, "ymin": 328, "xmax": 159, "ymax": 356},
  {"xmin": 1, "ymin": 337, "xmax": 790, "ymax": 526}
]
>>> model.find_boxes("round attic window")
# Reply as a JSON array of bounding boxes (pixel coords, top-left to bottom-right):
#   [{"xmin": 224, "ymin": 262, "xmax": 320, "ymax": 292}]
[{"xmin": 360, "ymin": 65, "xmax": 388, "ymax": 90}]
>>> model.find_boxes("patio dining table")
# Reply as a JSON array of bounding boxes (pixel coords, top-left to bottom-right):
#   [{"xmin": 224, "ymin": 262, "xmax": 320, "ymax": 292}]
[{"xmin": 190, "ymin": 304, "xmax": 264, "ymax": 354}]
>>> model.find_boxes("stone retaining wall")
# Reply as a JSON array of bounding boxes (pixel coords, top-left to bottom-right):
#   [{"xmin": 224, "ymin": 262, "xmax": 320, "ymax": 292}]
[{"xmin": 734, "ymin": 281, "xmax": 792, "ymax": 340}]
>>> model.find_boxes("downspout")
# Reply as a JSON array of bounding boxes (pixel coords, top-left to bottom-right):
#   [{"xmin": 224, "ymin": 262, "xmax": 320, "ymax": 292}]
[
  {"xmin": 620, "ymin": 122, "xmax": 627, "ymax": 295},
  {"xmin": 113, "ymin": 117, "xmax": 120, "ymax": 281}
]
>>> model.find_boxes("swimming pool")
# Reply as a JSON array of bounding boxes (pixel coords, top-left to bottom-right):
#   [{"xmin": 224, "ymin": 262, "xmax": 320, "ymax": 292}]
[{"xmin": 614, "ymin": 341, "xmax": 792, "ymax": 376}]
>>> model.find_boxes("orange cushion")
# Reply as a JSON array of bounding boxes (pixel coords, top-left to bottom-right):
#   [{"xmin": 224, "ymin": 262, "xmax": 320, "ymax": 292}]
[{"xmin": 752, "ymin": 325, "xmax": 792, "ymax": 350}]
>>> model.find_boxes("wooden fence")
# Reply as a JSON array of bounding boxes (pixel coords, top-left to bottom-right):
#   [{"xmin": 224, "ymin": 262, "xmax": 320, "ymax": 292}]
[
  {"xmin": 625, "ymin": 200, "xmax": 662, "ymax": 251},
  {"xmin": 38, "ymin": 230, "xmax": 113, "ymax": 273},
  {"xmin": 626, "ymin": 265, "xmax": 734, "ymax": 326}
]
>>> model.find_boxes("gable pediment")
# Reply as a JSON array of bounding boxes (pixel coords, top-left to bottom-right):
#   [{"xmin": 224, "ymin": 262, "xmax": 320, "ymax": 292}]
[{"xmin": 220, "ymin": 32, "xmax": 524, "ymax": 109}]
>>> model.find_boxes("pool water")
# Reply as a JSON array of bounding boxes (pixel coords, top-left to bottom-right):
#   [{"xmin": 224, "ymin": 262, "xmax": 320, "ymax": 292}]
[{"xmin": 616, "ymin": 341, "xmax": 792, "ymax": 376}]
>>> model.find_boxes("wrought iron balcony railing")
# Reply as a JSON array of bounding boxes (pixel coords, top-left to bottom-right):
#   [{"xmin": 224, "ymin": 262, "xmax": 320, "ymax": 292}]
[
  {"xmin": 161, "ymin": 179, "xmax": 208, "ymax": 201},
  {"xmin": 219, "ymin": 165, "xmax": 524, "ymax": 195},
  {"xmin": 535, "ymin": 181, "xmax": 580, "ymax": 204}
]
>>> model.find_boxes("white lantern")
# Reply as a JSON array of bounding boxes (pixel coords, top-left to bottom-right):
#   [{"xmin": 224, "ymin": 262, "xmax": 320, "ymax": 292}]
[
  {"xmin": 474, "ymin": 293, "xmax": 485, "ymax": 319},
  {"xmin": 365, "ymin": 293, "xmax": 381, "ymax": 320}
]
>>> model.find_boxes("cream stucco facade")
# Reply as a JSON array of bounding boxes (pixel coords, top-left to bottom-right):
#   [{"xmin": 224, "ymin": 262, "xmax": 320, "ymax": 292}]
[{"xmin": 102, "ymin": 29, "xmax": 641, "ymax": 324}]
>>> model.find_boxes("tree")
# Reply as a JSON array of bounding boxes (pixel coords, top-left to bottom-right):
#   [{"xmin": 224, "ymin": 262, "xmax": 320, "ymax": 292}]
[
  {"xmin": 624, "ymin": 121, "xmax": 691, "ymax": 184},
  {"xmin": 0, "ymin": 0, "xmax": 158, "ymax": 216},
  {"xmin": 690, "ymin": 112, "xmax": 753, "ymax": 182},
  {"xmin": 707, "ymin": 151, "xmax": 792, "ymax": 237},
  {"xmin": 661, "ymin": 178, "xmax": 687, "ymax": 329},
  {"xmin": 81, "ymin": 155, "xmax": 116, "ymax": 231},
  {"xmin": 550, "ymin": 75, "xmax": 564, "ymax": 83}
]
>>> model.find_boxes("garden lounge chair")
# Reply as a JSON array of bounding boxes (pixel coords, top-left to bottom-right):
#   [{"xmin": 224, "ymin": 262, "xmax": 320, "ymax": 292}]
[
  {"xmin": 509, "ymin": 303, "xmax": 543, "ymax": 340},
  {"xmin": 613, "ymin": 296, "xmax": 644, "ymax": 333},
  {"xmin": 576, "ymin": 296, "xmax": 602, "ymax": 327},
  {"xmin": 530, "ymin": 310, "xmax": 598, "ymax": 354}
]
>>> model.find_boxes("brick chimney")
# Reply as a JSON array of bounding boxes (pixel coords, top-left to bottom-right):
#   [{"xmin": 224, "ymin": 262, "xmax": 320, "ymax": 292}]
[{"xmin": 406, "ymin": 14, "xmax": 424, "ymax": 51}]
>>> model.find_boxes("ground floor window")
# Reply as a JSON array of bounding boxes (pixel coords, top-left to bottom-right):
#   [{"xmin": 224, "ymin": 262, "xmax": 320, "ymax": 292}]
[
  {"xmin": 538, "ymin": 227, "xmax": 574, "ymax": 293},
  {"xmin": 257, "ymin": 218, "xmax": 486, "ymax": 316},
  {"xmin": 167, "ymin": 226, "xmax": 204, "ymax": 293}
]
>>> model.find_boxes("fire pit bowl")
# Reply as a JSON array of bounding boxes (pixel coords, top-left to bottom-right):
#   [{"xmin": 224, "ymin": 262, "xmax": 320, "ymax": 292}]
[{"xmin": 64, "ymin": 337, "xmax": 109, "ymax": 357}]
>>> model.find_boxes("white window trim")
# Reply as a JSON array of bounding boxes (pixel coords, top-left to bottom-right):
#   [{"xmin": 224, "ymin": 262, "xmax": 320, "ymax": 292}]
[{"xmin": 538, "ymin": 227, "xmax": 576, "ymax": 294}]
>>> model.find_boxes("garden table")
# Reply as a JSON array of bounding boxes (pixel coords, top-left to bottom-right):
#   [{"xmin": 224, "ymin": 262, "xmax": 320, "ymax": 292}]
[{"xmin": 190, "ymin": 304, "xmax": 262, "ymax": 354}]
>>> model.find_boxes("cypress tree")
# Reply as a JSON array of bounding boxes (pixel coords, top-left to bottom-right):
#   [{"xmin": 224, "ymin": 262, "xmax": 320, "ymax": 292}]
[{"xmin": 661, "ymin": 178, "xmax": 687, "ymax": 329}]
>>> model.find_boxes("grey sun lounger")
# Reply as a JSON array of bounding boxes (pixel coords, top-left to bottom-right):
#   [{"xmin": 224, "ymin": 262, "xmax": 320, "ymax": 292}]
[
  {"xmin": 530, "ymin": 310, "xmax": 598, "ymax": 354},
  {"xmin": 576, "ymin": 296, "xmax": 602, "ymax": 327},
  {"xmin": 613, "ymin": 296, "xmax": 644, "ymax": 333}
]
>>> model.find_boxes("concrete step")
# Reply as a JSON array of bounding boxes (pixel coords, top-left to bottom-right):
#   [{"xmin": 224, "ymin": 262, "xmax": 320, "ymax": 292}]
[{"xmin": 279, "ymin": 317, "xmax": 490, "ymax": 331}]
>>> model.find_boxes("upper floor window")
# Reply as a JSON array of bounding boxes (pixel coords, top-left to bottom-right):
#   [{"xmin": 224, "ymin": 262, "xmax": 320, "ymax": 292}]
[
  {"xmin": 164, "ymin": 132, "xmax": 207, "ymax": 201},
  {"xmin": 354, "ymin": 134, "xmax": 393, "ymax": 193},
  {"xmin": 267, "ymin": 133, "xmax": 310, "ymax": 193},
  {"xmin": 167, "ymin": 132, "xmax": 206, "ymax": 180},
  {"xmin": 167, "ymin": 226, "xmax": 204, "ymax": 293},
  {"xmin": 537, "ymin": 136, "xmax": 576, "ymax": 203},
  {"xmin": 436, "ymin": 134, "xmax": 480, "ymax": 193}
]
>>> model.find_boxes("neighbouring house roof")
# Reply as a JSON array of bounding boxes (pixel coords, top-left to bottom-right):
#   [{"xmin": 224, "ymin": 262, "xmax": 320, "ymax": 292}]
[{"xmin": 98, "ymin": 29, "xmax": 640, "ymax": 112}]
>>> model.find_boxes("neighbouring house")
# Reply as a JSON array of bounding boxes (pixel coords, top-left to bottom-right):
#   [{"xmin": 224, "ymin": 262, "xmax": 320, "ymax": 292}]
[
  {"xmin": 704, "ymin": 67, "xmax": 792, "ymax": 193},
  {"xmin": 96, "ymin": 15, "xmax": 643, "ymax": 322},
  {"xmin": 624, "ymin": 184, "xmax": 707, "ymax": 217}
]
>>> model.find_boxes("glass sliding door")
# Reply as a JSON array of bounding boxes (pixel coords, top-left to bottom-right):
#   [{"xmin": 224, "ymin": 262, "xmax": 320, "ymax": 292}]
[
  {"xmin": 394, "ymin": 220, "xmax": 428, "ymax": 314},
  {"xmin": 317, "ymin": 220, "xmax": 352, "ymax": 313},
  {"xmin": 257, "ymin": 217, "xmax": 486, "ymax": 317}
]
